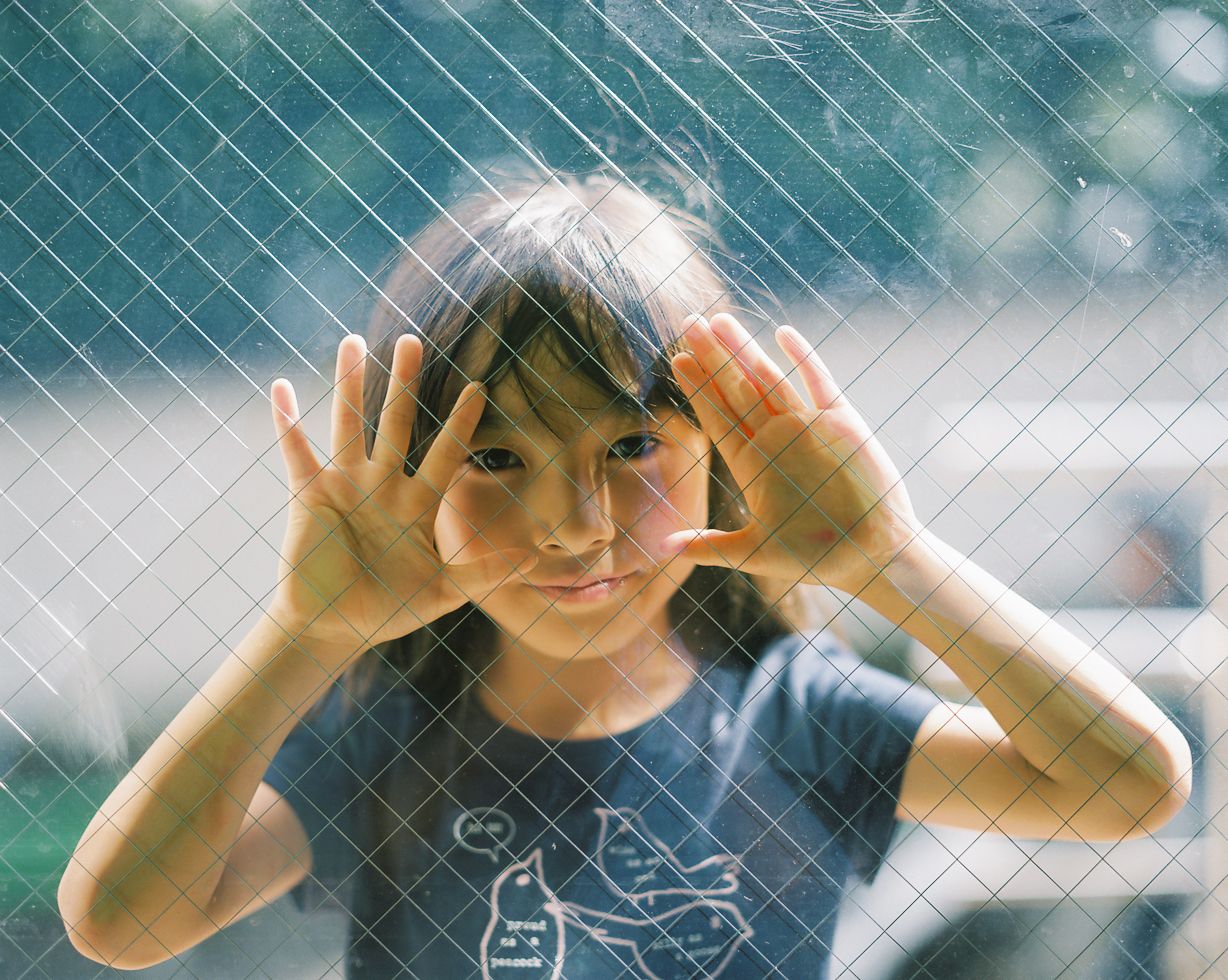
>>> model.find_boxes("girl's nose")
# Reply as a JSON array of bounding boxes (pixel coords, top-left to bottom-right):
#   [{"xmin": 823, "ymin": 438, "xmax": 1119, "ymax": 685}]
[{"xmin": 530, "ymin": 464, "xmax": 617, "ymax": 556}]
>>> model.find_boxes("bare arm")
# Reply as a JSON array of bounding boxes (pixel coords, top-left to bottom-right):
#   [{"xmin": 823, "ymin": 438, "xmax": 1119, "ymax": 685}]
[
  {"xmin": 882, "ymin": 529, "xmax": 1193, "ymax": 840},
  {"xmin": 57, "ymin": 615, "xmax": 358, "ymax": 968},
  {"xmin": 58, "ymin": 335, "xmax": 528, "ymax": 968},
  {"xmin": 665, "ymin": 315, "xmax": 1192, "ymax": 841}
]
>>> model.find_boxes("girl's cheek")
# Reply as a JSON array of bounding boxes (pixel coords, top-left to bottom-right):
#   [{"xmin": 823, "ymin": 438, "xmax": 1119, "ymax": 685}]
[
  {"xmin": 434, "ymin": 481, "xmax": 519, "ymax": 563},
  {"xmin": 623, "ymin": 456, "xmax": 709, "ymax": 555}
]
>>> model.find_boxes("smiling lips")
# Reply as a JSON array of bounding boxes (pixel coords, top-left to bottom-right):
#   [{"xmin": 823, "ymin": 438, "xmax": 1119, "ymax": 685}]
[{"xmin": 530, "ymin": 574, "xmax": 634, "ymax": 604}]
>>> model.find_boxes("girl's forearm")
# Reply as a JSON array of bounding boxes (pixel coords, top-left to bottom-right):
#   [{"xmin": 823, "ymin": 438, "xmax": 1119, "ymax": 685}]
[
  {"xmin": 58, "ymin": 613, "xmax": 359, "ymax": 959},
  {"xmin": 855, "ymin": 529, "xmax": 1192, "ymax": 813}
]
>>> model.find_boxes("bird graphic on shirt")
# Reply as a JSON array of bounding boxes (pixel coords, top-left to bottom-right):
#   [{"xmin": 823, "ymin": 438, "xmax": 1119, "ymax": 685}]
[
  {"xmin": 592, "ymin": 806, "xmax": 742, "ymax": 904},
  {"xmin": 480, "ymin": 812, "xmax": 754, "ymax": 980},
  {"xmin": 480, "ymin": 850, "xmax": 565, "ymax": 980},
  {"xmin": 556, "ymin": 894, "xmax": 754, "ymax": 980}
]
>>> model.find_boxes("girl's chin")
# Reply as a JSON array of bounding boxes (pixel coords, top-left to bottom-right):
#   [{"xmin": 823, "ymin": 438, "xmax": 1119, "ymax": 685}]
[{"xmin": 489, "ymin": 612, "xmax": 676, "ymax": 663}]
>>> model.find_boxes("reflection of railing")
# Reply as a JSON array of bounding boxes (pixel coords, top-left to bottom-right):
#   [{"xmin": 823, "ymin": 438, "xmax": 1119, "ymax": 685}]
[
  {"xmin": 838, "ymin": 828, "xmax": 1207, "ymax": 978},
  {"xmin": 918, "ymin": 399, "xmax": 1223, "ymax": 478},
  {"xmin": 829, "ymin": 398, "xmax": 1225, "ymax": 977}
]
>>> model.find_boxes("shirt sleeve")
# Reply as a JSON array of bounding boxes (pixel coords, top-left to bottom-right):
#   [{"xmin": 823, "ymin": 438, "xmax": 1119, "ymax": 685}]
[
  {"xmin": 748, "ymin": 632, "xmax": 941, "ymax": 883},
  {"xmin": 262, "ymin": 683, "xmax": 367, "ymax": 912}
]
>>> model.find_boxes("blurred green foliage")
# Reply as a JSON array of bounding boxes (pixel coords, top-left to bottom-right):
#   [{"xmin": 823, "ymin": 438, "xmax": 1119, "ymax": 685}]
[{"xmin": 2, "ymin": 0, "xmax": 1226, "ymax": 378}]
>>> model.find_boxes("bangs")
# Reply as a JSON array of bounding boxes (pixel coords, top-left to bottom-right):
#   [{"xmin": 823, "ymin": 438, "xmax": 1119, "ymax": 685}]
[{"xmin": 467, "ymin": 274, "xmax": 694, "ymax": 435}]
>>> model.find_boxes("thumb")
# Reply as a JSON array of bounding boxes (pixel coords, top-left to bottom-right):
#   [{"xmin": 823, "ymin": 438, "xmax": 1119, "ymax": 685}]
[
  {"xmin": 441, "ymin": 550, "xmax": 538, "ymax": 603},
  {"xmin": 662, "ymin": 528, "xmax": 759, "ymax": 571}
]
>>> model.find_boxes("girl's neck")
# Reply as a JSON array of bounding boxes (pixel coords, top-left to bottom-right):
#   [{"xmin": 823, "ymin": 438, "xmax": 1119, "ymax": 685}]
[{"xmin": 477, "ymin": 633, "xmax": 698, "ymax": 741}]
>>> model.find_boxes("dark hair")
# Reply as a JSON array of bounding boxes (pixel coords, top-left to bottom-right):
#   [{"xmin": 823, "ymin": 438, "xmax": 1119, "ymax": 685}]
[{"xmin": 344, "ymin": 171, "xmax": 791, "ymax": 713}]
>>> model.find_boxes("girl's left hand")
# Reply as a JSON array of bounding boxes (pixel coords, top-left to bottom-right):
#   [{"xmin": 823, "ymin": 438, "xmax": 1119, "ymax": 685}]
[{"xmin": 667, "ymin": 313, "xmax": 924, "ymax": 595}]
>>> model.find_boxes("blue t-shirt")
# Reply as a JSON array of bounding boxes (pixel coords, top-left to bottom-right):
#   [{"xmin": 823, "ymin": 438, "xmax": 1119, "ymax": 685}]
[{"xmin": 263, "ymin": 632, "xmax": 939, "ymax": 979}]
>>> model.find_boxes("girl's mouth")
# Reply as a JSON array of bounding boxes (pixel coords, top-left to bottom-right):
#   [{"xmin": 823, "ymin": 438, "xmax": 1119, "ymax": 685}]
[{"xmin": 530, "ymin": 574, "xmax": 634, "ymax": 604}]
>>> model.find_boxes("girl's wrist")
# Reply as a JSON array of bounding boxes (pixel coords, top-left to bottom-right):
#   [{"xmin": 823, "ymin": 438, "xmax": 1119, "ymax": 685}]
[
  {"xmin": 261, "ymin": 602, "xmax": 374, "ymax": 659},
  {"xmin": 242, "ymin": 610, "xmax": 372, "ymax": 689},
  {"xmin": 822, "ymin": 520, "xmax": 934, "ymax": 598}
]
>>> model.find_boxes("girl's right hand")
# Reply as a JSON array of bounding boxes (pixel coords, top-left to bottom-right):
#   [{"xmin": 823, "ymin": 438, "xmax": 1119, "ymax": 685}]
[{"xmin": 265, "ymin": 333, "xmax": 531, "ymax": 667}]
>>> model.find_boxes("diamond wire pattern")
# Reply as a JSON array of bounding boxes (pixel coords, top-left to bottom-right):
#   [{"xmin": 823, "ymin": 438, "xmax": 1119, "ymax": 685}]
[
  {"xmin": 2, "ymin": 1, "xmax": 1218, "ymax": 980},
  {"xmin": 0, "ymin": 132, "xmax": 1178, "ymax": 980},
  {"xmin": 2, "ymin": 3, "xmax": 1208, "ymax": 962},
  {"xmin": 0, "ymin": 3, "xmax": 1198, "ymax": 977}
]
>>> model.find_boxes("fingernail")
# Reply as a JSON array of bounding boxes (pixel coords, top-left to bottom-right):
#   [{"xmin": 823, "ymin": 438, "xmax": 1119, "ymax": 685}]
[
  {"xmin": 661, "ymin": 531, "xmax": 701, "ymax": 555},
  {"xmin": 686, "ymin": 322, "xmax": 712, "ymax": 348}
]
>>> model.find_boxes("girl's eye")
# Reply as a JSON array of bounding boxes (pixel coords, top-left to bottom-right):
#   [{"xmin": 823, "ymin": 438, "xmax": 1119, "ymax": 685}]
[
  {"xmin": 467, "ymin": 448, "xmax": 521, "ymax": 472},
  {"xmin": 467, "ymin": 438, "xmax": 658, "ymax": 471},
  {"xmin": 610, "ymin": 435, "xmax": 660, "ymax": 461}
]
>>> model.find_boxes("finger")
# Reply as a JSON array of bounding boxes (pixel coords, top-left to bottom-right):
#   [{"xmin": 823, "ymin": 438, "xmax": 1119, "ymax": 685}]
[
  {"xmin": 661, "ymin": 527, "xmax": 758, "ymax": 571},
  {"xmin": 416, "ymin": 381, "xmax": 487, "ymax": 495},
  {"xmin": 707, "ymin": 313, "xmax": 806, "ymax": 414},
  {"xmin": 671, "ymin": 352, "xmax": 749, "ymax": 461},
  {"xmin": 330, "ymin": 334, "xmax": 369, "ymax": 466},
  {"xmin": 777, "ymin": 325, "xmax": 849, "ymax": 412},
  {"xmin": 370, "ymin": 334, "xmax": 423, "ymax": 474},
  {"xmin": 443, "ymin": 549, "xmax": 539, "ymax": 605},
  {"xmin": 685, "ymin": 317, "xmax": 773, "ymax": 434},
  {"xmin": 271, "ymin": 378, "xmax": 322, "ymax": 491}
]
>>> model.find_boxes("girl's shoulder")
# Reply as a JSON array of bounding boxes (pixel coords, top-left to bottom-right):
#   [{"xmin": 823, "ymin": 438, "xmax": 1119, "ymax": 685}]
[
  {"xmin": 301, "ymin": 669, "xmax": 426, "ymax": 747},
  {"xmin": 724, "ymin": 629, "xmax": 936, "ymax": 732},
  {"xmin": 707, "ymin": 630, "xmax": 939, "ymax": 796},
  {"xmin": 734, "ymin": 628, "xmax": 870, "ymax": 692}
]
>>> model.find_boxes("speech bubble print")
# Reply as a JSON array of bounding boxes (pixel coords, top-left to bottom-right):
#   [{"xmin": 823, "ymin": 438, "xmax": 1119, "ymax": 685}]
[{"xmin": 453, "ymin": 806, "xmax": 517, "ymax": 862}]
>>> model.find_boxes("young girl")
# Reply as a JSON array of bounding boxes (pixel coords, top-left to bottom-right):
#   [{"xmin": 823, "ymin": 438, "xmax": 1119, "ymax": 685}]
[{"xmin": 59, "ymin": 173, "xmax": 1192, "ymax": 978}]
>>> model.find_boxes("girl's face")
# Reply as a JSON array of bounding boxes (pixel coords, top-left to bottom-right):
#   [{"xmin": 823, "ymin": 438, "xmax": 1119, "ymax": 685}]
[{"xmin": 433, "ymin": 361, "xmax": 711, "ymax": 663}]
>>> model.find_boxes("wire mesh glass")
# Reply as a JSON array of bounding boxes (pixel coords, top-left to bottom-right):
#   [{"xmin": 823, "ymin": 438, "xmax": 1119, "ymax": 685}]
[{"xmin": 2, "ymin": 1, "xmax": 1223, "ymax": 977}]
